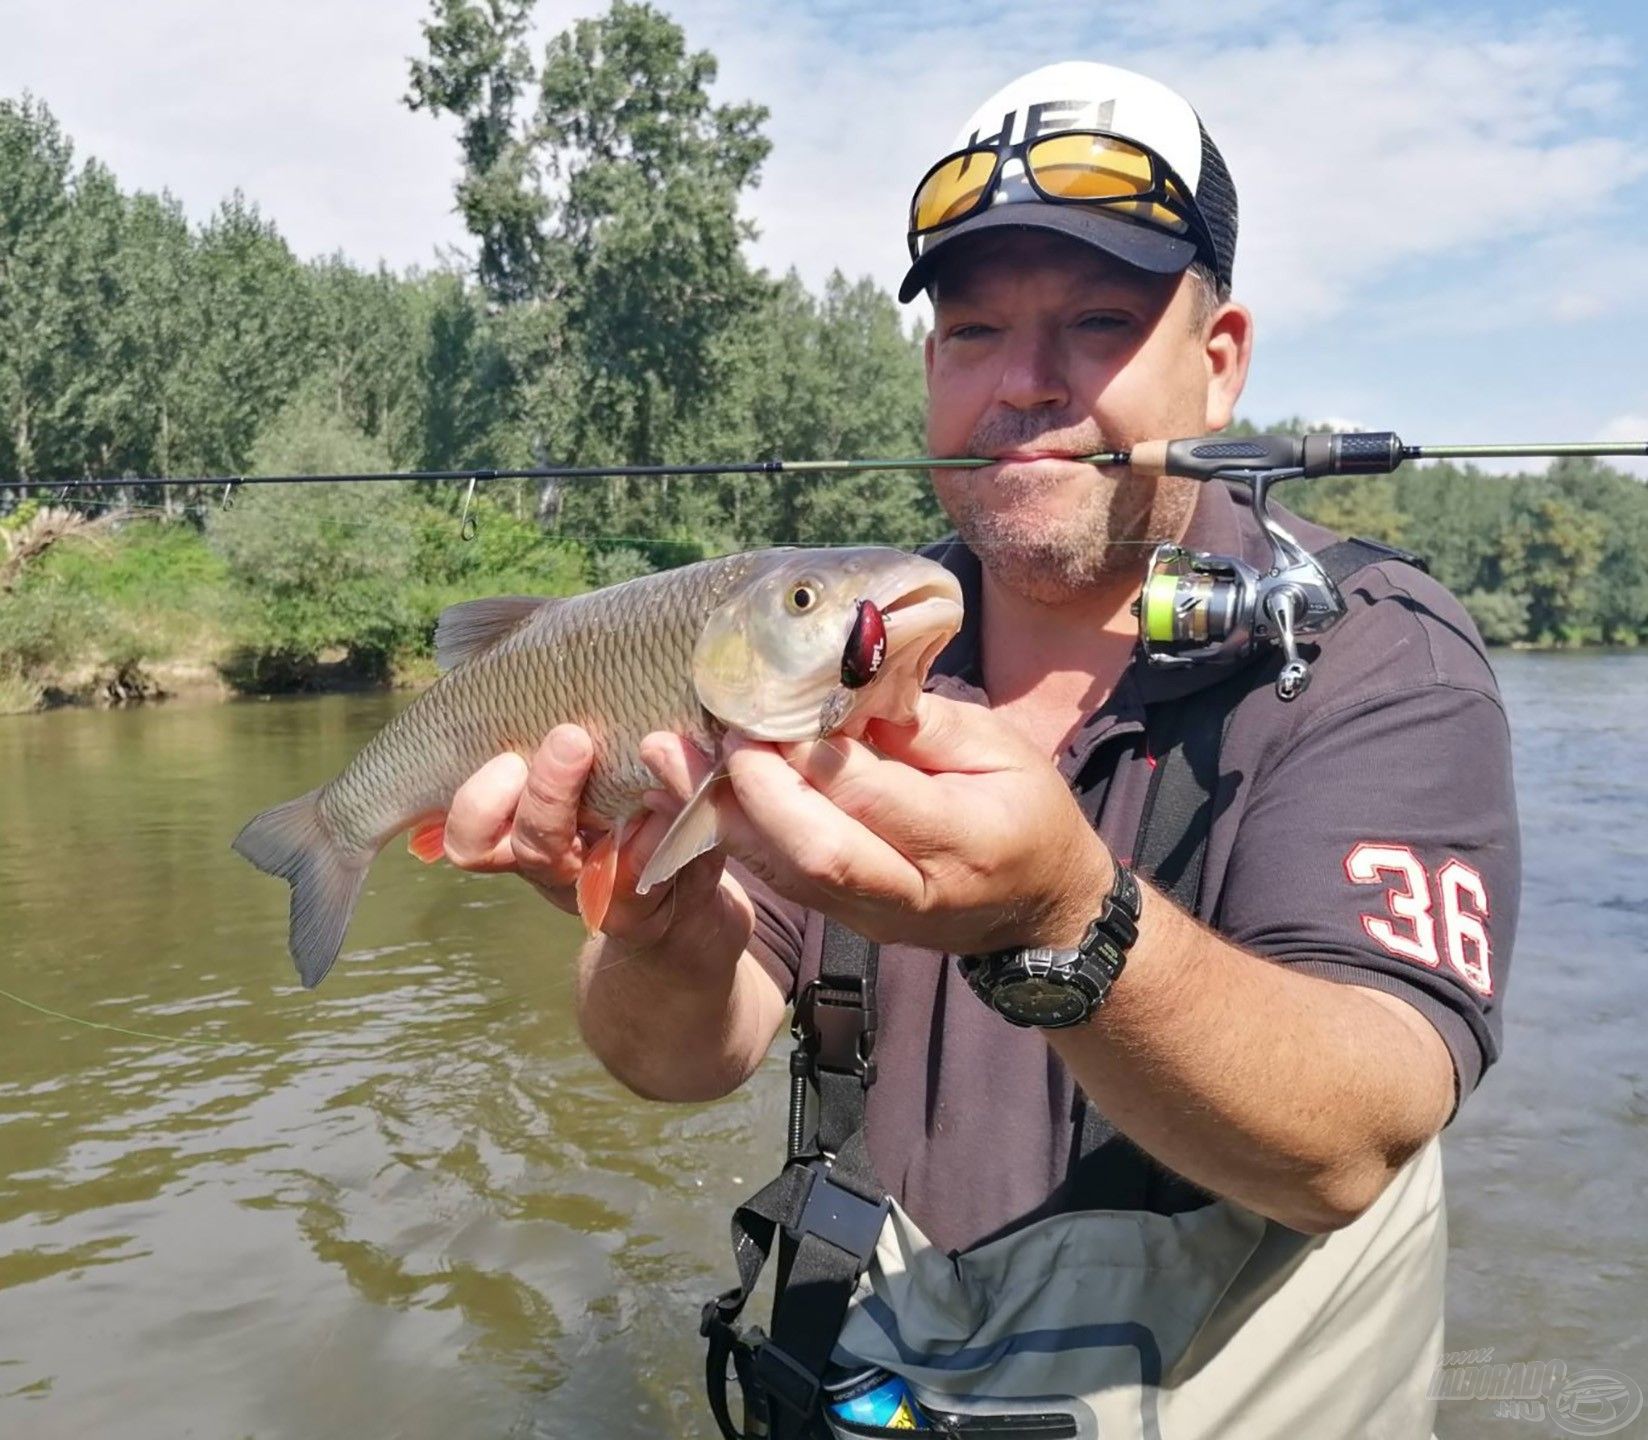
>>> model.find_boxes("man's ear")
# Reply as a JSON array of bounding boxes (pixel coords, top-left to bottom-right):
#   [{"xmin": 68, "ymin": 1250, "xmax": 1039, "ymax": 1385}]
[
  {"xmin": 924, "ymin": 328, "xmax": 935, "ymax": 383},
  {"xmin": 1203, "ymin": 300, "xmax": 1253, "ymax": 432}
]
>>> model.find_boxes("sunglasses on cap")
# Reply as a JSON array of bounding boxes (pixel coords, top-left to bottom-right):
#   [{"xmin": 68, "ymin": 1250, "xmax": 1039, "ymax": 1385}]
[{"xmin": 906, "ymin": 128, "xmax": 1216, "ymax": 263}]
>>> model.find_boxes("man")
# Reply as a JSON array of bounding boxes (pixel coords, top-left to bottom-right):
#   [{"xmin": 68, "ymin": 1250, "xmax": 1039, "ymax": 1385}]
[{"xmin": 441, "ymin": 61, "xmax": 1517, "ymax": 1438}]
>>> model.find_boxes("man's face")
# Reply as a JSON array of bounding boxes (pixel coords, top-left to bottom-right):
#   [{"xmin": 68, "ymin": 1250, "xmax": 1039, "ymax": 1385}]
[{"xmin": 924, "ymin": 230, "xmax": 1248, "ymax": 605}]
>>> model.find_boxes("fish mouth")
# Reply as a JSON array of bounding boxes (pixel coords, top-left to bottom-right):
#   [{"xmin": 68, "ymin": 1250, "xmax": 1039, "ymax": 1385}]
[
  {"xmin": 875, "ymin": 574, "xmax": 965, "ymax": 654},
  {"xmin": 858, "ymin": 569, "xmax": 965, "ymax": 717}
]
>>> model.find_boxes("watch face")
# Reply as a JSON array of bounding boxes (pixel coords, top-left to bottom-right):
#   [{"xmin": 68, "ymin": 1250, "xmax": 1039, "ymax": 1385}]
[{"xmin": 996, "ymin": 977, "xmax": 1089, "ymax": 1028}]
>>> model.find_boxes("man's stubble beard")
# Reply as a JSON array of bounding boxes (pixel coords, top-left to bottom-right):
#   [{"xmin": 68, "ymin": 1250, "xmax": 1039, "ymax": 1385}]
[
  {"xmin": 939, "ymin": 469, "xmax": 1199, "ymax": 607},
  {"xmin": 934, "ymin": 409, "xmax": 1201, "ymax": 606}
]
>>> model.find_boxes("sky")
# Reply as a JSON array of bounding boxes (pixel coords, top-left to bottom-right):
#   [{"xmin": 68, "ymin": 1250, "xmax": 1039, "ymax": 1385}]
[{"xmin": 5, "ymin": 0, "xmax": 1648, "ymax": 471}]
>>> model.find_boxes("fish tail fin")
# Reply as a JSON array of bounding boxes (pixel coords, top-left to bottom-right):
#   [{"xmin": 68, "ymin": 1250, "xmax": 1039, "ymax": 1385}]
[{"xmin": 232, "ymin": 788, "xmax": 369, "ymax": 989}]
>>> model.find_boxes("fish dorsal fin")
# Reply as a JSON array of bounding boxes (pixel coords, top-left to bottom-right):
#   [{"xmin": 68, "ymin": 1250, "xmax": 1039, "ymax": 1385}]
[{"xmin": 433, "ymin": 596, "xmax": 551, "ymax": 672}]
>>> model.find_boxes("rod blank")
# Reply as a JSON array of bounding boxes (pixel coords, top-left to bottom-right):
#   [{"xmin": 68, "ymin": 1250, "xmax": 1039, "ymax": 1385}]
[{"xmin": 5, "ymin": 437, "xmax": 1646, "ymax": 494}]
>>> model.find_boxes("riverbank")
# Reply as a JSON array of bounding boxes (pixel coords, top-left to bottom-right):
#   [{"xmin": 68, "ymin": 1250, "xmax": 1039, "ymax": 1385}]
[
  {"xmin": 5, "ymin": 627, "xmax": 1635, "ymax": 721},
  {"xmin": 0, "ymin": 654, "xmax": 443, "ymax": 717},
  {"xmin": 4, "ymin": 467, "xmax": 1642, "ymax": 720},
  {"xmin": 0, "ymin": 482, "xmax": 589, "ymax": 718}
]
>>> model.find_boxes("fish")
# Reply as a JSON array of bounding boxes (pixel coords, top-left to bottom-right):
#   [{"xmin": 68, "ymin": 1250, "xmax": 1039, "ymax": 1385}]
[{"xmin": 232, "ymin": 546, "xmax": 965, "ymax": 988}]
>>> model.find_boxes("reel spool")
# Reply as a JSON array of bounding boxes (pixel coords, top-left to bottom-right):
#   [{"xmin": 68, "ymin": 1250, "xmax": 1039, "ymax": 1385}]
[{"xmin": 1135, "ymin": 546, "xmax": 1262, "ymax": 666}]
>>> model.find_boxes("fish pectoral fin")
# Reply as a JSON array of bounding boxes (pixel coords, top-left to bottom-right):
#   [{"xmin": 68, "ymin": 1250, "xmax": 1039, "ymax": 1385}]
[
  {"xmin": 576, "ymin": 829, "xmax": 622, "ymax": 935},
  {"xmin": 408, "ymin": 817, "xmax": 447, "ymax": 864},
  {"xmin": 635, "ymin": 766, "xmax": 729, "ymax": 896},
  {"xmin": 433, "ymin": 596, "xmax": 553, "ymax": 672}
]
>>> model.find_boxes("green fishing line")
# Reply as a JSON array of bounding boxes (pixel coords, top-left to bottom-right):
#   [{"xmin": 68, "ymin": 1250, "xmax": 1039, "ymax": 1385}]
[{"xmin": 0, "ymin": 985, "xmax": 241, "ymax": 1049}]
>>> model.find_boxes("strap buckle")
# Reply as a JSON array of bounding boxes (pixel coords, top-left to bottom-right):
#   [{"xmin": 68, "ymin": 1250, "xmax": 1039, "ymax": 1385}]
[
  {"xmin": 796, "ymin": 1159, "xmax": 890, "ymax": 1263},
  {"xmin": 793, "ymin": 978, "xmax": 877, "ymax": 1084}
]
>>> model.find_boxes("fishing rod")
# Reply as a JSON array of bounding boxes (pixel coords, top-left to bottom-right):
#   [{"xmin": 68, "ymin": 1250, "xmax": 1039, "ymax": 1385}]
[
  {"xmin": 9, "ymin": 430, "xmax": 1645, "ymax": 696},
  {"xmin": 5, "ymin": 433, "xmax": 1646, "ymax": 493}
]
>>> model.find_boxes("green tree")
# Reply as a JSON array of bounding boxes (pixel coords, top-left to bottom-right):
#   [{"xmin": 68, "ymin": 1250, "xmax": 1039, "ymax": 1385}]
[
  {"xmin": 734, "ymin": 273, "xmax": 936, "ymax": 546},
  {"xmin": 408, "ymin": 0, "xmax": 547, "ymax": 303},
  {"xmin": 1541, "ymin": 457, "xmax": 1648, "ymax": 644},
  {"xmin": 539, "ymin": 1, "xmax": 772, "ymax": 470},
  {"xmin": 1496, "ymin": 493, "xmax": 1607, "ymax": 644},
  {"xmin": 0, "ymin": 98, "xmax": 121, "ymax": 483},
  {"xmin": 95, "ymin": 190, "xmax": 196, "ymax": 493},
  {"xmin": 1288, "ymin": 474, "xmax": 1407, "ymax": 550},
  {"xmin": 169, "ymin": 196, "xmax": 317, "ymax": 479},
  {"xmin": 207, "ymin": 392, "xmax": 421, "ymax": 685},
  {"xmin": 1460, "ymin": 588, "xmax": 1530, "ymax": 646}
]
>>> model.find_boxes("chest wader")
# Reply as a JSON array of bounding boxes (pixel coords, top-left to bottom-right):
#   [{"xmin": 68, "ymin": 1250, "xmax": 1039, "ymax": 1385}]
[{"xmin": 701, "ymin": 542, "xmax": 1446, "ymax": 1440}]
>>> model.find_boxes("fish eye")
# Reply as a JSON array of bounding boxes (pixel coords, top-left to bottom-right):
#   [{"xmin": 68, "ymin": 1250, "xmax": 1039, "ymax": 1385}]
[{"xmin": 785, "ymin": 582, "xmax": 821, "ymax": 615}]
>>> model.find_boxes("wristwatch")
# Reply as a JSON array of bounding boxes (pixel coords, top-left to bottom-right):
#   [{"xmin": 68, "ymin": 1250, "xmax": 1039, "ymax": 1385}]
[{"xmin": 957, "ymin": 863, "xmax": 1142, "ymax": 1028}]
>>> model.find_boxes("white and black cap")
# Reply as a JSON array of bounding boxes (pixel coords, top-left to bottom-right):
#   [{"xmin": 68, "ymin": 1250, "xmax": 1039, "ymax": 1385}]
[{"xmin": 899, "ymin": 60, "xmax": 1238, "ymax": 304}]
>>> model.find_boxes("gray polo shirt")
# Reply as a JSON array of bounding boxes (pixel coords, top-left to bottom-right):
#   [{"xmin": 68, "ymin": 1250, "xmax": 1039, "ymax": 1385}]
[{"xmin": 740, "ymin": 477, "xmax": 1520, "ymax": 1254}]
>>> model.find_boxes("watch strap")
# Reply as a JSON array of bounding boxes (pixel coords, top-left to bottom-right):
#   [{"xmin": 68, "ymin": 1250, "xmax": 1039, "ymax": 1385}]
[{"xmin": 958, "ymin": 862, "xmax": 1142, "ymax": 1028}]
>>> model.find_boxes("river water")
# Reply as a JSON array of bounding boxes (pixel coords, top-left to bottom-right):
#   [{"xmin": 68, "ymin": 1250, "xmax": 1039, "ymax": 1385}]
[{"xmin": 0, "ymin": 652, "xmax": 1642, "ymax": 1440}]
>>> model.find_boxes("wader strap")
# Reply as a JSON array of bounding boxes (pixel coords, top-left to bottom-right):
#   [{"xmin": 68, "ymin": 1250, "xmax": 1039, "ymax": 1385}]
[
  {"xmin": 1132, "ymin": 533, "xmax": 1428, "ymax": 916},
  {"xmin": 1132, "ymin": 662, "xmax": 1256, "ymax": 915},
  {"xmin": 1314, "ymin": 535, "xmax": 1429, "ymax": 582},
  {"xmin": 703, "ymin": 920, "xmax": 885, "ymax": 1440},
  {"xmin": 1073, "ymin": 661, "xmax": 1264, "ymax": 1189},
  {"xmin": 799, "ymin": 918, "xmax": 881, "ymax": 1156}
]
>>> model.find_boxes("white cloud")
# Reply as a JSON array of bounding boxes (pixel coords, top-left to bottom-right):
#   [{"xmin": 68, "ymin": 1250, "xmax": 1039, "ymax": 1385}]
[
  {"xmin": 678, "ymin": 1, "xmax": 1648, "ymax": 334},
  {"xmin": 1, "ymin": 0, "xmax": 469, "ymax": 270},
  {"xmin": 3, "ymin": 0, "xmax": 1644, "ymax": 349}
]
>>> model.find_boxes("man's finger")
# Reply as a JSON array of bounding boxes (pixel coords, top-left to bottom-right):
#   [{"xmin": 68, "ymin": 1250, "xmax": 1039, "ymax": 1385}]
[
  {"xmin": 508, "ymin": 726, "xmax": 596, "ymax": 890},
  {"xmin": 719, "ymin": 735, "xmax": 919, "ymax": 902},
  {"xmin": 773, "ymin": 733, "xmax": 955, "ymax": 854},
  {"xmin": 639, "ymin": 731, "xmax": 718, "ymax": 803},
  {"xmin": 865, "ymin": 691, "xmax": 1033, "ymax": 774},
  {"xmin": 445, "ymin": 752, "xmax": 531, "ymax": 871}
]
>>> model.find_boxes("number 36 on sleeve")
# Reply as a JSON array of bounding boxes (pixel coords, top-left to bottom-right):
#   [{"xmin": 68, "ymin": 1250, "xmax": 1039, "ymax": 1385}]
[{"xmin": 1343, "ymin": 842, "xmax": 1493, "ymax": 997}]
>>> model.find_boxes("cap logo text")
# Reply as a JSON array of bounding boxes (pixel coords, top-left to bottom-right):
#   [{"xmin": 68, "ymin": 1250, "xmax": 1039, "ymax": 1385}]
[{"xmin": 969, "ymin": 98, "xmax": 1115, "ymax": 149}]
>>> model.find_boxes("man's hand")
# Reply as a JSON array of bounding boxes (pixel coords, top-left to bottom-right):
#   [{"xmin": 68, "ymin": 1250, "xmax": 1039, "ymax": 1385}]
[
  {"xmin": 648, "ymin": 692, "xmax": 1114, "ymax": 956},
  {"xmin": 440, "ymin": 724, "xmax": 732, "ymax": 952},
  {"xmin": 437, "ymin": 725, "xmax": 783, "ymax": 1103}
]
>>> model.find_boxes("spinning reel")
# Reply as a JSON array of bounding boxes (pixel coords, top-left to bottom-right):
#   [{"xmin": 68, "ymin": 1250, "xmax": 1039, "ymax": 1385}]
[{"xmin": 1129, "ymin": 431, "xmax": 1421, "ymax": 700}]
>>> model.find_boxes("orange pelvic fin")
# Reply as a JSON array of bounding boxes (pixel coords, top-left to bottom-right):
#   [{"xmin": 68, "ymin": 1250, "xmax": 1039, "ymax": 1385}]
[
  {"xmin": 408, "ymin": 817, "xmax": 447, "ymax": 864},
  {"xmin": 576, "ymin": 829, "xmax": 620, "ymax": 934}
]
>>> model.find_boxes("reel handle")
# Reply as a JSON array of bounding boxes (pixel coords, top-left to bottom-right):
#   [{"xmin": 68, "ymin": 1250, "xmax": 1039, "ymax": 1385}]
[{"xmin": 1128, "ymin": 431, "xmax": 1405, "ymax": 481}]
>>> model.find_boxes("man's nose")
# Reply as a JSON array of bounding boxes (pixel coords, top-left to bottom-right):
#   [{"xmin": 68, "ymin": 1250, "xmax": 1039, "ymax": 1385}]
[{"xmin": 994, "ymin": 328, "xmax": 1069, "ymax": 413}]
